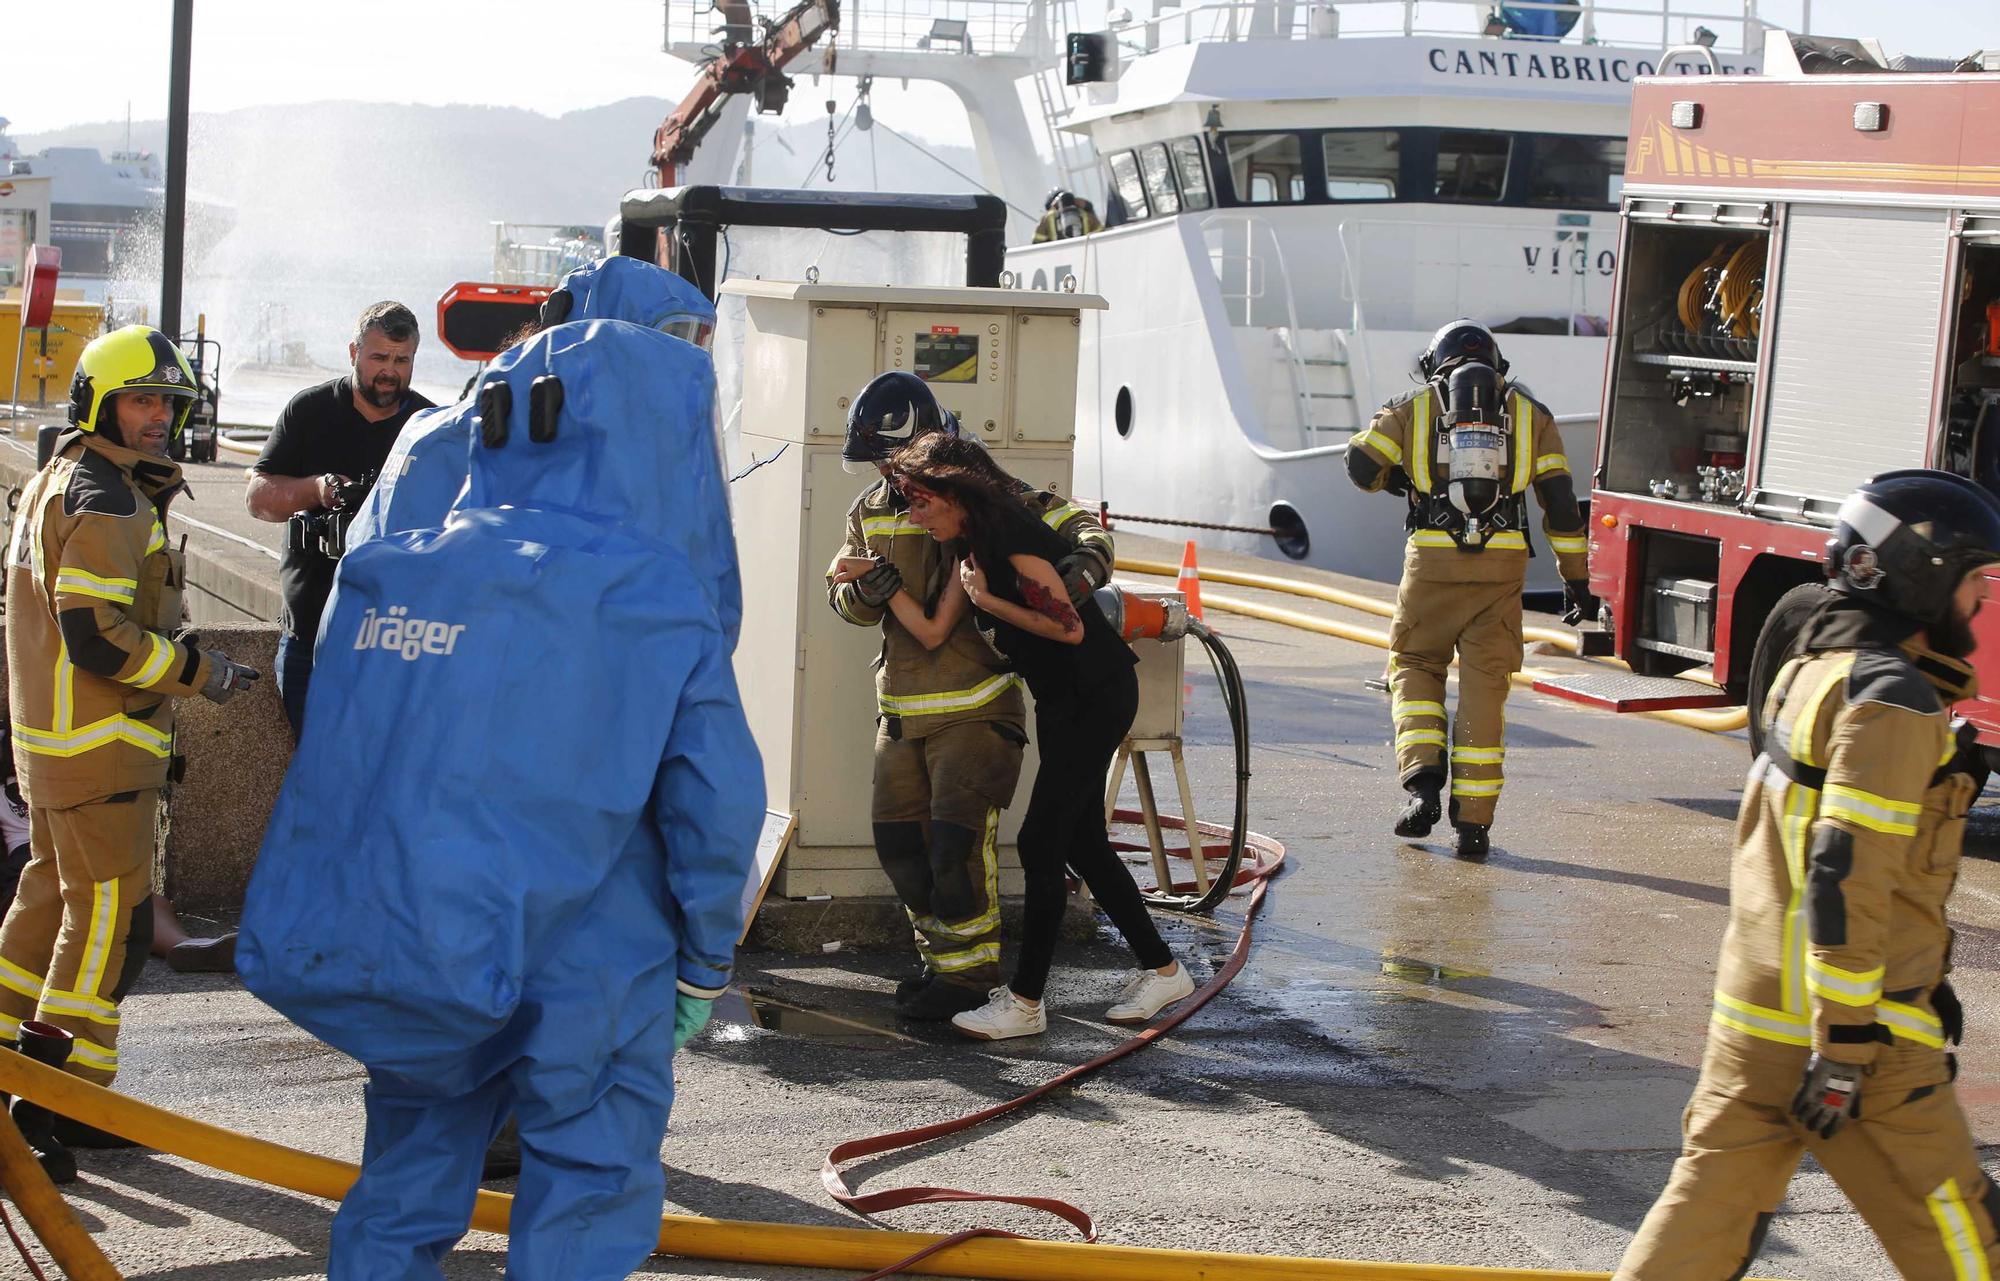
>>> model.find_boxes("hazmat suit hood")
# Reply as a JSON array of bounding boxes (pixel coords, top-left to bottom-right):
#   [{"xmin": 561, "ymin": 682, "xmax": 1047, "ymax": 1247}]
[
  {"xmin": 544, "ymin": 254, "xmax": 716, "ymax": 338},
  {"xmin": 463, "ymin": 319, "xmax": 739, "ymax": 642},
  {"xmin": 343, "ymin": 259, "xmax": 722, "ymax": 567}
]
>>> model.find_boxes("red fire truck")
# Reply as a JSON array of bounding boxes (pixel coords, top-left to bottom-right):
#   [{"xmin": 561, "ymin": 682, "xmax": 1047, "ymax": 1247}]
[{"xmin": 1536, "ymin": 35, "xmax": 2000, "ymax": 757}]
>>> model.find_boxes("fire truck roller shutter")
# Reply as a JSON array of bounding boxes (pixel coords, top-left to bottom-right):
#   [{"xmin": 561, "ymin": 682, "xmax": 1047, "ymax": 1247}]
[{"xmin": 1758, "ymin": 207, "xmax": 1949, "ymax": 506}]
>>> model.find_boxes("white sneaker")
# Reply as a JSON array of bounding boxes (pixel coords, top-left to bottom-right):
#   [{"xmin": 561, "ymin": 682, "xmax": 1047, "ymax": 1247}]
[
  {"xmin": 1105, "ymin": 963, "xmax": 1196, "ymax": 1025},
  {"xmin": 950, "ymin": 987, "xmax": 1048, "ymax": 1041}
]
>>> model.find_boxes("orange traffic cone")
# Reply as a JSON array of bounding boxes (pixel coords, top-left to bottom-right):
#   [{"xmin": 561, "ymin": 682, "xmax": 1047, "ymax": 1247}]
[{"xmin": 1177, "ymin": 539, "xmax": 1205, "ymax": 622}]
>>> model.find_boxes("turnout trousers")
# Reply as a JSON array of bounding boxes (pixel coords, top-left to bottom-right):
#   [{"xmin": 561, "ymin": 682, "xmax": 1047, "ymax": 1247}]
[
  {"xmin": 872, "ymin": 718, "xmax": 1023, "ymax": 988},
  {"xmin": 1387, "ymin": 572, "xmax": 1523, "ymax": 827},
  {"xmin": 0, "ymin": 791, "xmax": 155, "ymax": 1082},
  {"xmin": 1618, "ymin": 1043, "xmax": 2000, "ymax": 1279}
]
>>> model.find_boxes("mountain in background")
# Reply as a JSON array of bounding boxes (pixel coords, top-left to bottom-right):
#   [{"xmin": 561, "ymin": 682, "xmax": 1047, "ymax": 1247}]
[{"xmin": 16, "ymin": 98, "xmax": 990, "ymax": 384}]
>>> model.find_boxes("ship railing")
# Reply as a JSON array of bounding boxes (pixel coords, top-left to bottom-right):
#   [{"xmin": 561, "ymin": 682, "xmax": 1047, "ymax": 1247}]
[
  {"xmin": 1107, "ymin": 0, "xmax": 1797, "ymax": 56},
  {"xmin": 1200, "ymin": 211, "xmax": 1350, "ymax": 451},
  {"xmin": 662, "ymin": 0, "xmax": 1065, "ymax": 61}
]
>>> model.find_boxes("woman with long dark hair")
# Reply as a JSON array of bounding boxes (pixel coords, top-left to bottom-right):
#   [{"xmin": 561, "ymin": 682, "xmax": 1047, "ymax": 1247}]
[{"xmin": 873, "ymin": 433, "xmax": 1193, "ymax": 1039}]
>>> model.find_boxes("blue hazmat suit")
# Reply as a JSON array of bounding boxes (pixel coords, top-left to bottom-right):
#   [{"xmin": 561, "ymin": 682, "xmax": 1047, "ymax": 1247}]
[
  {"xmin": 239, "ymin": 318, "xmax": 762, "ymax": 1280},
  {"xmin": 346, "ymin": 256, "xmax": 719, "ymax": 551}
]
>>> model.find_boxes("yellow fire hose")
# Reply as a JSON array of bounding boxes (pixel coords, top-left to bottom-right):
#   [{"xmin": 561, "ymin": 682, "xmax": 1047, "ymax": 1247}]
[
  {"xmin": 0, "ymin": 1049, "xmax": 1786, "ymax": 1281},
  {"xmin": 1118, "ymin": 562, "xmax": 1747, "ymax": 736},
  {"xmin": 1117, "ymin": 556, "xmax": 1581, "ymax": 653},
  {"xmin": 0, "ymin": 1105, "xmax": 118, "ymax": 1279}
]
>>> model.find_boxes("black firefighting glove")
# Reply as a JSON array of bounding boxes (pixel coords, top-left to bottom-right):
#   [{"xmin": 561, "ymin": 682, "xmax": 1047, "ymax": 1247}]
[
  {"xmin": 1561, "ymin": 579, "xmax": 1598, "ymax": 627},
  {"xmin": 200, "ymin": 653, "xmax": 263, "ymax": 705},
  {"xmin": 1936, "ymin": 980, "xmax": 1964, "ymax": 1046},
  {"xmin": 1790, "ymin": 1053, "xmax": 1864, "ymax": 1139},
  {"xmin": 854, "ymin": 557, "xmax": 903, "ymax": 609},
  {"xmin": 1055, "ymin": 551, "xmax": 1109, "ymax": 606}
]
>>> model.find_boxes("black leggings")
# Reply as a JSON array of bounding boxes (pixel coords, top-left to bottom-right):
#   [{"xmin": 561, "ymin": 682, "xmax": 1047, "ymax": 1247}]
[{"xmin": 1011, "ymin": 667, "xmax": 1173, "ymax": 1002}]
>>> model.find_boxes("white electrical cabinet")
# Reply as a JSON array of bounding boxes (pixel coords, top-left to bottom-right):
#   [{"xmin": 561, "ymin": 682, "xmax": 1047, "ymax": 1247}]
[{"xmin": 725, "ymin": 281, "xmax": 1107, "ymax": 898}]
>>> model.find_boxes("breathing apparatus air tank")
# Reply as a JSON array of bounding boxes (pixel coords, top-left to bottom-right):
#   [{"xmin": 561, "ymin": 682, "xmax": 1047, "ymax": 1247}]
[{"xmin": 1442, "ymin": 361, "xmax": 1508, "ymax": 541}]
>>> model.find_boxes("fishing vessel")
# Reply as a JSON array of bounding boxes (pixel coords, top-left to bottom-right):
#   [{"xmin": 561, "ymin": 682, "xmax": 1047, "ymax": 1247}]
[{"xmin": 660, "ymin": 0, "xmax": 1803, "ymax": 584}]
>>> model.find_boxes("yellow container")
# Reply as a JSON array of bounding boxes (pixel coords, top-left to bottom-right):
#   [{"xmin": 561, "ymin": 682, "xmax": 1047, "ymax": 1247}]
[{"xmin": 0, "ymin": 293, "xmax": 103, "ymax": 410}]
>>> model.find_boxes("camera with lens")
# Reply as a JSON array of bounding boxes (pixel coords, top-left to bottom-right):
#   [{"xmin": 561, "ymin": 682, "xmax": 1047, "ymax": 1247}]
[{"xmin": 287, "ymin": 471, "xmax": 375, "ymax": 560}]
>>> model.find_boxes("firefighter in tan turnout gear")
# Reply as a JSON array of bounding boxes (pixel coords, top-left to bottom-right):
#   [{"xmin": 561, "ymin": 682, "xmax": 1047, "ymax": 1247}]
[
  {"xmin": 1345, "ymin": 320, "xmax": 1591, "ymax": 859},
  {"xmin": 1618, "ymin": 470, "xmax": 2000, "ymax": 1280},
  {"xmin": 0, "ymin": 327, "xmax": 257, "ymax": 1178},
  {"xmin": 827, "ymin": 371, "xmax": 1113, "ymax": 1020}
]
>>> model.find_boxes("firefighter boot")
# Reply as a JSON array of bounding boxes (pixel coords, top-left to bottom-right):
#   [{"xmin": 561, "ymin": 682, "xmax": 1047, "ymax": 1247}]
[
  {"xmin": 898, "ymin": 977, "xmax": 991, "ymax": 1021},
  {"xmin": 1394, "ymin": 771, "xmax": 1444, "ymax": 838},
  {"xmin": 7, "ymin": 1027, "xmax": 78, "ymax": 1184},
  {"xmin": 1455, "ymin": 823, "xmax": 1491, "ymax": 861}
]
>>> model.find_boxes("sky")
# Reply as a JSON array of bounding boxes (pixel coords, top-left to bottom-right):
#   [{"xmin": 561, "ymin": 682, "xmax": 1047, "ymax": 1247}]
[{"xmin": 7, "ymin": 0, "xmax": 2000, "ymax": 139}]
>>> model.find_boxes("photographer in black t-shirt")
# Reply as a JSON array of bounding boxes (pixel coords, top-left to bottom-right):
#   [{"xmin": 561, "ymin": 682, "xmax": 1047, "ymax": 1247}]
[{"xmin": 246, "ymin": 302, "xmax": 434, "ymax": 733}]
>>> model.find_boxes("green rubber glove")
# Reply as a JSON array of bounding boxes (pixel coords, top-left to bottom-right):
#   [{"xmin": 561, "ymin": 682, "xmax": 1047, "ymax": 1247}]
[{"xmin": 673, "ymin": 995, "xmax": 716, "ymax": 1052}]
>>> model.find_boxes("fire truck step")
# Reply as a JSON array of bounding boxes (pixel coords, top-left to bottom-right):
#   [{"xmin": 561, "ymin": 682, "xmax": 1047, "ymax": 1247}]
[{"xmin": 1530, "ymin": 671, "xmax": 1737, "ymax": 713}]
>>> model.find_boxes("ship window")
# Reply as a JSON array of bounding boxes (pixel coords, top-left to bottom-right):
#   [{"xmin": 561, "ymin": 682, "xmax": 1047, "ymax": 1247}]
[
  {"xmin": 1169, "ymin": 137, "xmax": 1212, "ymax": 211},
  {"xmin": 1225, "ymin": 133, "xmax": 1306, "ymax": 205},
  {"xmin": 1139, "ymin": 144, "xmax": 1181, "ymax": 217},
  {"xmin": 1525, "ymin": 135, "xmax": 1626, "ymax": 209},
  {"xmin": 1321, "ymin": 131, "xmax": 1399, "ymax": 200},
  {"xmin": 1434, "ymin": 131, "xmax": 1511, "ymax": 202},
  {"xmin": 1109, "ymin": 151, "xmax": 1151, "ymax": 222}
]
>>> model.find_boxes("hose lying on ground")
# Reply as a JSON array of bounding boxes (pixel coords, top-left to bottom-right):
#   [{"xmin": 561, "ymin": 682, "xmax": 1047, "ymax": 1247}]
[
  {"xmin": 0, "ymin": 1046, "xmax": 1706, "ymax": 1281},
  {"xmin": 1120, "ymin": 572, "xmax": 1748, "ymax": 736}
]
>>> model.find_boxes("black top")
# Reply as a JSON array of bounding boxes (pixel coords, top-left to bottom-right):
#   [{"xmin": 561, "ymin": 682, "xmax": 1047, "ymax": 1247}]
[
  {"xmin": 254, "ymin": 376, "xmax": 434, "ymax": 639},
  {"xmin": 970, "ymin": 506, "xmax": 1135, "ymax": 707}
]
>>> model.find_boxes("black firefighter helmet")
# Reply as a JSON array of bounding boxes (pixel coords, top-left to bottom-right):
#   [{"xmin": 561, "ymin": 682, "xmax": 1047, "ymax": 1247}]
[
  {"xmin": 1826, "ymin": 469, "xmax": 2000, "ymax": 627},
  {"xmin": 1419, "ymin": 318, "xmax": 1508, "ymax": 378},
  {"xmin": 842, "ymin": 371, "xmax": 959, "ymax": 471}
]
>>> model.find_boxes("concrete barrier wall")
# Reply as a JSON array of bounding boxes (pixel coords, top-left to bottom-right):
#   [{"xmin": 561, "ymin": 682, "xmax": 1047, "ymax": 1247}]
[{"xmin": 160, "ymin": 624, "xmax": 290, "ymax": 910}]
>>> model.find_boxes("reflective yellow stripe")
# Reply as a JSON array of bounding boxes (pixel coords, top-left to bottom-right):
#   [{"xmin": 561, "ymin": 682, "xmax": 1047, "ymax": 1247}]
[
  {"xmin": 0, "ymin": 1012, "xmax": 20, "ymax": 1039},
  {"xmin": 66, "ymin": 1037, "xmax": 117, "ymax": 1073},
  {"xmin": 861, "ymin": 516, "xmax": 926, "ymax": 539},
  {"xmin": 13, "ymin": 713, "xmax": 174, "ymax": 760},
  {"xmin": 1805, "ymin": 956, "xmax": 1885, "ymax": 1007},
  {"xmin": 931, "ymin": 942, "xmax": 1002, "ymax": 973},
  {"xmin": 1547, "ymin": 534, "xmax": 1589, "ymax": 555},
  {"xmin": 1393, "ymin": 700, "xmax": 1445, "ymax": 721},
  {"xmin": 1510, "ymin": 392, "xmax": 1534, "ymax": 493},
  {"xmin": 54, "ymin": 646, "xmax": 73, "ymax": 734},
  {"xmin": 1451, "ymin": 779, "xmax": 1504, "ymax": 797},
  {"xmin": 54, "ymin": 569, "xmax": 137, "ymax": 603},
  {"xmin": 1929, "ymin": 1177, "xmax": 1993, "ymax": 1281},
  {"xmin": 77, "ymin": 878, "xmax": 117, "ymax": 999},
  {"xmin": 1409, "ymin": 529, "xmax": 1527, "ymax": 551},
  {"xmin": 0, "ymin": 956, "xmax": 43, "ymax": 1001},
  {"xmin": 1041, "ymin": 502, "xmax": 1085, "ymax": 530},
  {"xmin": 1396, "ymin": 729, "xmax": 1446, "ymax": 750},
  {"xmin": 1409, "ymin": 389, "xmax": 1433, "ymax": 492},
  {"xmin": 1823, "ymin": 784, "xmax": 1921, "ymax": 836},
  {"xmin": 1354, "ymin": 428, "xmax": 1404, "ymax": 466},
  {"xmin": 123, "ymin": 632, "xmax": 174, "ymax": 689},
  {"xmin": 832, "ymin": 588, "xmax": 873, "ymax": 626},
  {"xmin": 878, "ymin": 673, "xmax": 1020, "ymax": 717},
  {"xmin": 1534, "ymin": 453, "xmax": 1568, "ymax": 477},
  {"xmin": 1712, "ymin": 991, "xmax": 1812, "ymax": 1046},
  {"xmin": 1787, "ymin": 657, "xmax": 1854, "ymax": 769},
  {"xmin": 1881, "ymin": 999, "xmax": 1947, "ymax": 1049},
  {"xmin": 146, "ymin": 520, "xmax": 166, "ymax": 556},
  {"xmin": 1453, "ymin": 747, "xmax": 1506, "ymax": 764},
  {"xmin": 38, "ymin": 988, "xmax": 120, "ymax": 1028}
]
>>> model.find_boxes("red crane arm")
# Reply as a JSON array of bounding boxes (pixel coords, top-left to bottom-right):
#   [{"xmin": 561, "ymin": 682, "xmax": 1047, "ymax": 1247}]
[{"xmin": 651, "ymin": 0, "xmax": 840, "ymax": 187}]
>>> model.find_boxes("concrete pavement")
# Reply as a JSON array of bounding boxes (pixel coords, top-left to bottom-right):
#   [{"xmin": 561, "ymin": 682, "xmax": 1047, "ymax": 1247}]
[{"xmin": 10, "ymin": 544, "xmax": 1997, "ymax": 1280}]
